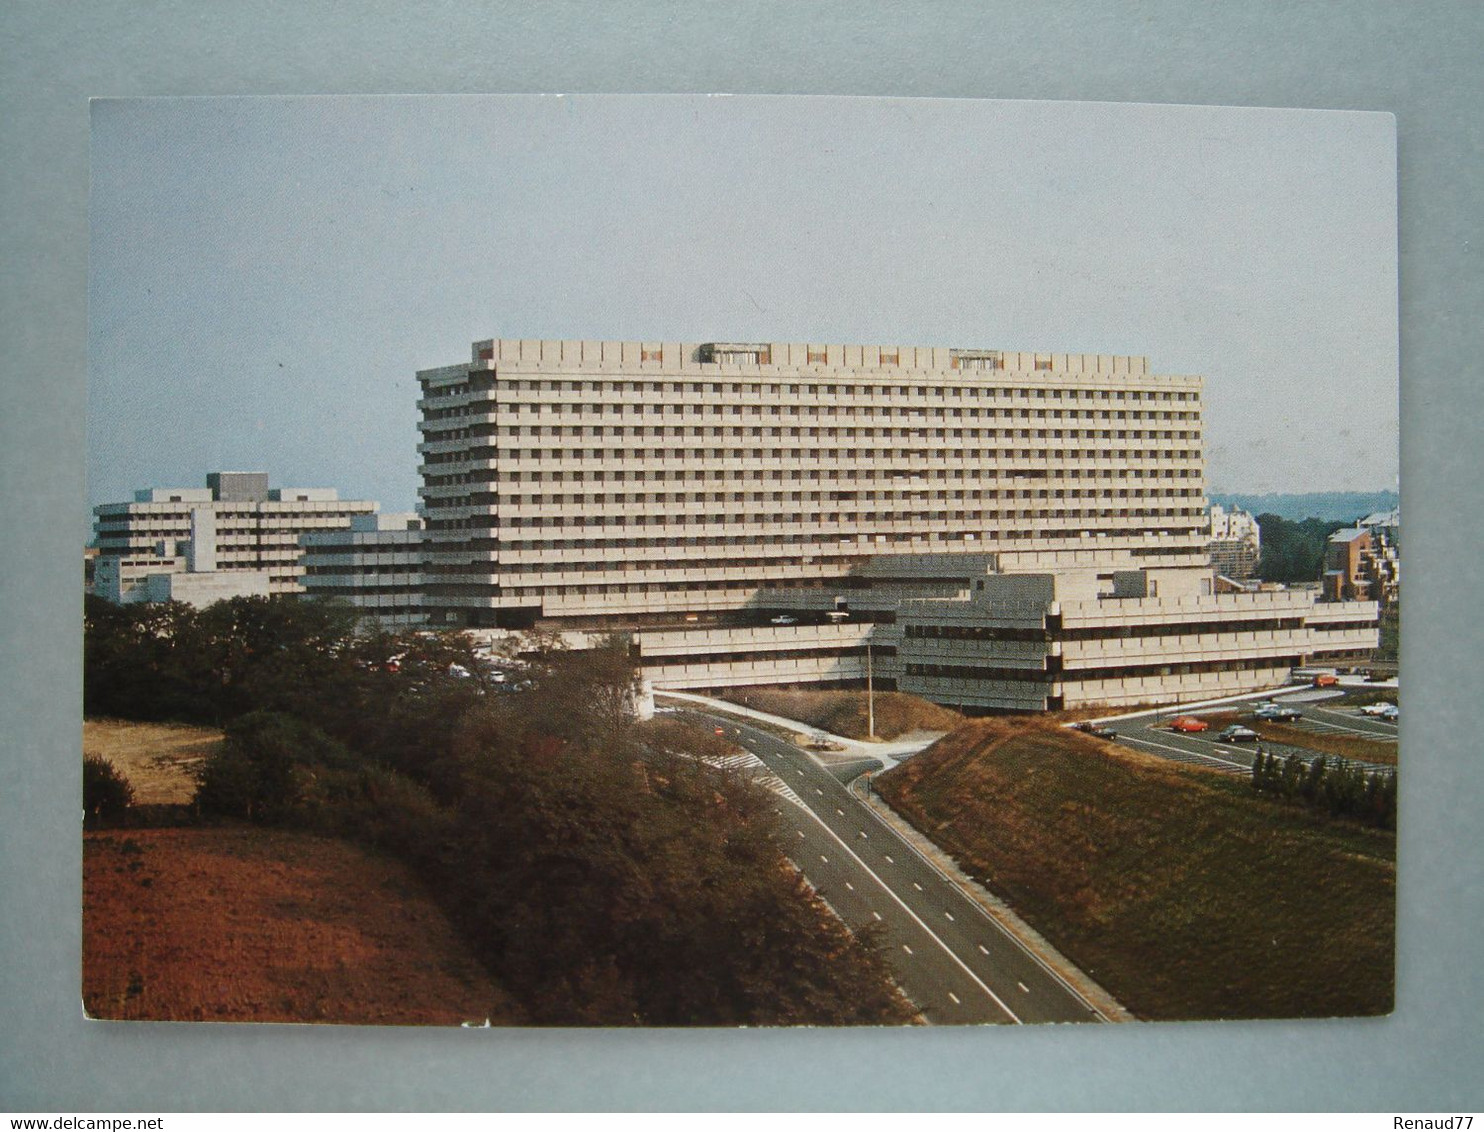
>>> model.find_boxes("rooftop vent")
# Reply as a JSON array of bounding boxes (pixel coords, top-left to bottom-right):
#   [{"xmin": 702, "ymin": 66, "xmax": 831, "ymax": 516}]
[{"xmin": 699, "ymin": 342, "xmax": 772, "ymax": 365}]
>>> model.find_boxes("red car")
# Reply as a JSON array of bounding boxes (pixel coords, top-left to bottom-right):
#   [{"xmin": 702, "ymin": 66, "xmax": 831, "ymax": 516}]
[{"xmin": 1169, "ymin": 716, "xmax": 1210, "ymax": 733}]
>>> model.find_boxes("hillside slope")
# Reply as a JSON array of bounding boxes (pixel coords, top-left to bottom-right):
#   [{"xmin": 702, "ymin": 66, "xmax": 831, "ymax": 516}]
[
  {"xmin": 876, "ymin": 720, "xmax": 1394, "ymax": 1020},
  {"xmin": 84, "ymin": 826, "xmax": 522, "ymax": 1025}
]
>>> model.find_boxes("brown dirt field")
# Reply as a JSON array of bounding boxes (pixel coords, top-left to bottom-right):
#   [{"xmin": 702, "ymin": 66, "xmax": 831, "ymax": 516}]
[
  {"xmin": 83, "ymin": 719, "xmax": 223, "ymax": 805},
  {"xmin": 84, "ymin": 826, "xmax": 521, "ymax": 1025}
]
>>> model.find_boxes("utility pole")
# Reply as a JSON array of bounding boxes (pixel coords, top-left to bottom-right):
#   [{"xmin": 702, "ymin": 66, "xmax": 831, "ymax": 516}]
[{"xmin": 867, "ymin": 640, "xmax": 875, "ymax": 739}]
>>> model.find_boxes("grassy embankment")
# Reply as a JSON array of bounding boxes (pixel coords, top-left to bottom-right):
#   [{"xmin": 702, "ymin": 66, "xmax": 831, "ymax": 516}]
[
  {"xmin": 876, "ymin": 719, "xmax": 1394, "ymax": 1020},
  {"xmin": 82, "ymin": 721, "xmax": 521, "ymax": 1024},
  {"xmin": 714, "ymin": 687, "xmax": 962, "ymax": 740}
]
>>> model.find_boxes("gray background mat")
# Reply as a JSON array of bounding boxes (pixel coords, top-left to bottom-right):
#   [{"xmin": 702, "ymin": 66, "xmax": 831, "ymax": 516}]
[{"xmin": 2, "ymin": 0, "xmax": 1479, "ymax": 1112}]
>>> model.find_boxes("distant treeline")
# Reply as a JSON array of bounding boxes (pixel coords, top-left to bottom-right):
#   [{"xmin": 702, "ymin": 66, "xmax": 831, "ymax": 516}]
[
  {"xmin": 1254, "ymin": 514, "xmax": 1351, "ymax": 584},
  {"xmin": 83, "ymin": 595, "xmax": 913, "ymax": 1027},
  {"xmin": 1210, "ymin": 491, "xmax": 1397, "ymax": 524}
]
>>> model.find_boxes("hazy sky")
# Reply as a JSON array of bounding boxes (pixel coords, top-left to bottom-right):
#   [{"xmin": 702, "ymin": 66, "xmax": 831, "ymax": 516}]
[{"xmin": 89, "ymin": 95, "xmax": 1397, "ymax": 516}]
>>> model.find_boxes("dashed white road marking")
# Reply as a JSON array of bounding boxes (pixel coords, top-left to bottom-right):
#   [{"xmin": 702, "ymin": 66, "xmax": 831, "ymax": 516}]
[
  {"xmin": 1018, "ymin": 982, "xmax": 1030, "ymax": 993},
  {"xmin": 944, "ymin": 911, "xmax": 954, "ymax": 921},
  {"xmin": 912, "ymin": 882, "xmax": 923, "ymax": 891},
  {"xmin": 884, "ymin": 855, "xmax": 894, "ymax": 864},
  {"xmin": 948, "ymin": 992, "xmax": 961, "ymax": 1005},
  {"xmin": 872, "ymin": 911, "xmax": 882, "ymax": 921},
  {"xmin": 820, "ymin": 855, "xmax": 829, "ymax": 863},
  {"xmin": 902, "ymin": 945, "xmax": 914, "ymax": 955},
  {"xmin": 978, "ymin": 945, "xmax": 989, "ymax": 955},
  {"xmin": 845, "ymin": 882, "xmax": 854, "ymax": 891}
]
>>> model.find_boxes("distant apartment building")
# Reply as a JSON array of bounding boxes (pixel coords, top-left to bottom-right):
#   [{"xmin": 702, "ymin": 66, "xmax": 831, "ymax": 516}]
[
  {"xmin": 416, "ymin": 337, "xmax": 1379, "ymax": 710},
  {"xmin": 301, "ymin": 512, "xmax": 427, "ymax": 628},
  {"xmin": 1323, "ymin": 525, "xmax": 1399, "ymax": 607},
  {"xmin": 92, "ymin": 472, "xmax": 377, "ymax": 601},
  {"xmin": 1206, "ymin": 503, "xmax": 1261, "ymax": 580}
]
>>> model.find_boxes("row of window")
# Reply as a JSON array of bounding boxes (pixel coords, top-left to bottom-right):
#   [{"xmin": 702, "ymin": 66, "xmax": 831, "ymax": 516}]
[
  {"xmin": 495, "ymin": 488, "xmax": 1203, "ymax": 505},
  {"xmin": 644, "ymin": 645, "xmax": 896, "ymax": 668},
  {"xmin": 429, "ymin": 378, "xmax": 1197, "ymax": 402},
  {"xmin": 420, "ymin": 408, "xmax": 1202, "ymax": 435},
  {"xmin": 906, "ymin": 654, "xmax": 1301, "ymax": 684}
]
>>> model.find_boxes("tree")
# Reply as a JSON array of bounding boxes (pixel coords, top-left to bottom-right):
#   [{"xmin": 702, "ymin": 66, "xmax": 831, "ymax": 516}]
[{"xmin": 83, "ymin": 755, "xmax": 134, "ymax": 827}]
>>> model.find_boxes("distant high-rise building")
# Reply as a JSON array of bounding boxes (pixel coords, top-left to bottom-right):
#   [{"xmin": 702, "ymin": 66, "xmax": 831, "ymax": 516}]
[{"xmin": 1207, "ymin": 503, "xmax": 1261, "ymax": 580}]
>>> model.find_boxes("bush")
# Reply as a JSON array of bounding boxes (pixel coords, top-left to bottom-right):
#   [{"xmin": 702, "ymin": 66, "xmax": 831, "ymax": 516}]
[
  {"xmin": 83, "ymin": 755, "xmax": 134, "ymax": 827},
  {"xmin": 194, "ymin": 711, "xmax": 353, "ymax": 823}
]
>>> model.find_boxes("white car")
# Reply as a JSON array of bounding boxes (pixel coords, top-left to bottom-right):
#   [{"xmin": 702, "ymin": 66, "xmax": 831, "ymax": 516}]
[
  {"xmin": 769, "ymin": 615, "xmax": 798, "ymax": 625},
  {"xmin": 1358, "ymin": 702, "xmax": 1396, "ymax": 717}
]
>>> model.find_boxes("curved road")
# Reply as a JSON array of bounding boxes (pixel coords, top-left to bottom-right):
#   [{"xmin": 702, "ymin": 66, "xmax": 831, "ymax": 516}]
[{"xmin": 672, "ymin": 707, "xmax": 1104, "ymax": 1026}]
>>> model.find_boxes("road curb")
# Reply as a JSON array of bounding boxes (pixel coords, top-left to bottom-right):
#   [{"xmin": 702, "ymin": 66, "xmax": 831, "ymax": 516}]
[{"xmin": 850, "ymin": 773, "xmax": 1137, "ymax": 1024}]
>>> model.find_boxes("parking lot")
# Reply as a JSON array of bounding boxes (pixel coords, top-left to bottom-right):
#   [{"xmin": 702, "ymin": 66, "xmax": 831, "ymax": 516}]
[{"xmin": 1079, "ymin": 685, "xmax": 1397, "ymax": 776}]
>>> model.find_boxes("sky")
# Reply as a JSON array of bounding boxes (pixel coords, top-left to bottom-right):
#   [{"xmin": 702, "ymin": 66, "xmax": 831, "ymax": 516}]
[{"xmin": 88, "ymin": 95, "xmax": 1398, "ymax": 520}]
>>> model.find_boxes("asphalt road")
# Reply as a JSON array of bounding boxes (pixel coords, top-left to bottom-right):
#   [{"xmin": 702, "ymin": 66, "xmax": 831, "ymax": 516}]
[{"xmin": 672, "ymin": 708, "xmax": 1104, "ymax": 1026}]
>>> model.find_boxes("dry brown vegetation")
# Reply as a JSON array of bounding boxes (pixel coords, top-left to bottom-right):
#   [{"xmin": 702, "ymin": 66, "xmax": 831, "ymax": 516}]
[
  {"xmin": 83, "ymin": 826, "xmax": 521, "ymax": 1025},
  {"xmin": 83, "ymin": 719, "xmax": 223, "ymax": 805},
  {"xmin": 714, "ymin": 687, "xmax": 961, "ymax": 740},
  {"xmin": 876, "ymin": 718, "xmax": 1395, "ymax": 1020}
]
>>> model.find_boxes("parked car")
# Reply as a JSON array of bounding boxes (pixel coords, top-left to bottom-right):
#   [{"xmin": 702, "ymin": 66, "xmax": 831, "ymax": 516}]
[
  {"xmin": 1073, "ymin": 722, "xmax": 1118, "ymax": 739},
  {"xmin": 1358, "ymin": 701, "xmax": 1397, "ymax": 717},
  {"xmin": 1253, "ymin": 702, "xmax": 1303, "ymax": 722},
  {"xmin": 1378, "ymin": 704, "xmax": 1399, "ymax": 722},
  {"xmin": 1312, "ymin": 673, "xmax": 1340, "ymax": 687},
  {"xmin": 1218, "ymin": 724, "xmax": 1260, "ymax": 743},
  {"xmin": 768, "ymin": 614, "xmax": 798, "ymax": 625},
  {"xmin": 1169, "ymin": 716, "xmax": 1210, "ymax": 733},
  {"xmin": 1365, "ymin": 670, "xmax": 1391, "ymax": 683}
]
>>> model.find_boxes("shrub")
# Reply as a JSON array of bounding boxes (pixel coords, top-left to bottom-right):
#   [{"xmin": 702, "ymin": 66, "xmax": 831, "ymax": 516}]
[
  {"xmin": 83, "ymin": 755, "xmax": 134, "ymax": 827},
  {"xmin": 194, "ymin": 710, "xmax": 352, "ymax": 823}
]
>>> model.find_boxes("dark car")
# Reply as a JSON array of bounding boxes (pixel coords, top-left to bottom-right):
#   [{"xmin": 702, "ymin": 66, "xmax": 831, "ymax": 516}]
[
  {"xmin": 1218, "ymin": 724, "xmax": 1260, "ymax": 743},
  {"xmin": 1073, "ymin": 722, "xmax": 1117, "ymax": 739},
  {"xmin": 1253, "ymin": 702, "xmax": 1303, "ymax": 722}
]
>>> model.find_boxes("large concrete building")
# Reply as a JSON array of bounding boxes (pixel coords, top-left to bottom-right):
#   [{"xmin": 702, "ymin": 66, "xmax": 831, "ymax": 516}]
[
  {"xmin": 92, "ymin": 472, "xmax": 378, "ymax": 599},
  {"xmin": 417, "ymin": 337, "xmax": 1379, "ymax": 710}
]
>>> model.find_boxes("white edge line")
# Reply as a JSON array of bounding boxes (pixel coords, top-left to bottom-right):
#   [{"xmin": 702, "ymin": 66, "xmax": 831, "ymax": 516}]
[
  {"xmin": 727, "ymin": 711, "xmax": 1091, "ymax": 1022},
  {"xmin": 791, "ymin": 780, "xmax": 1023, "ymax": 1024},
  {"xmin": 846, "ymin": 772, "xmax": 1107, "ymax": 1020}
]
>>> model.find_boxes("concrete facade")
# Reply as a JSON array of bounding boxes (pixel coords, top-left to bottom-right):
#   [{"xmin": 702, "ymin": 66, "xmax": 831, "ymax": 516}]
[
  {"xmin": 420, "ymin": 337, "xmax": 1379, "ymax": 711},
  {"xmin": 418, "ymin": 338, "xmax": 1209, "ymax": 627},
  {"xmin": 301, "ymin": 512, "xmax": 427, "ymax": 628},
  {"xmin": 93, "ymin": 473, "xmax": 378, "ymax": 596}
]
